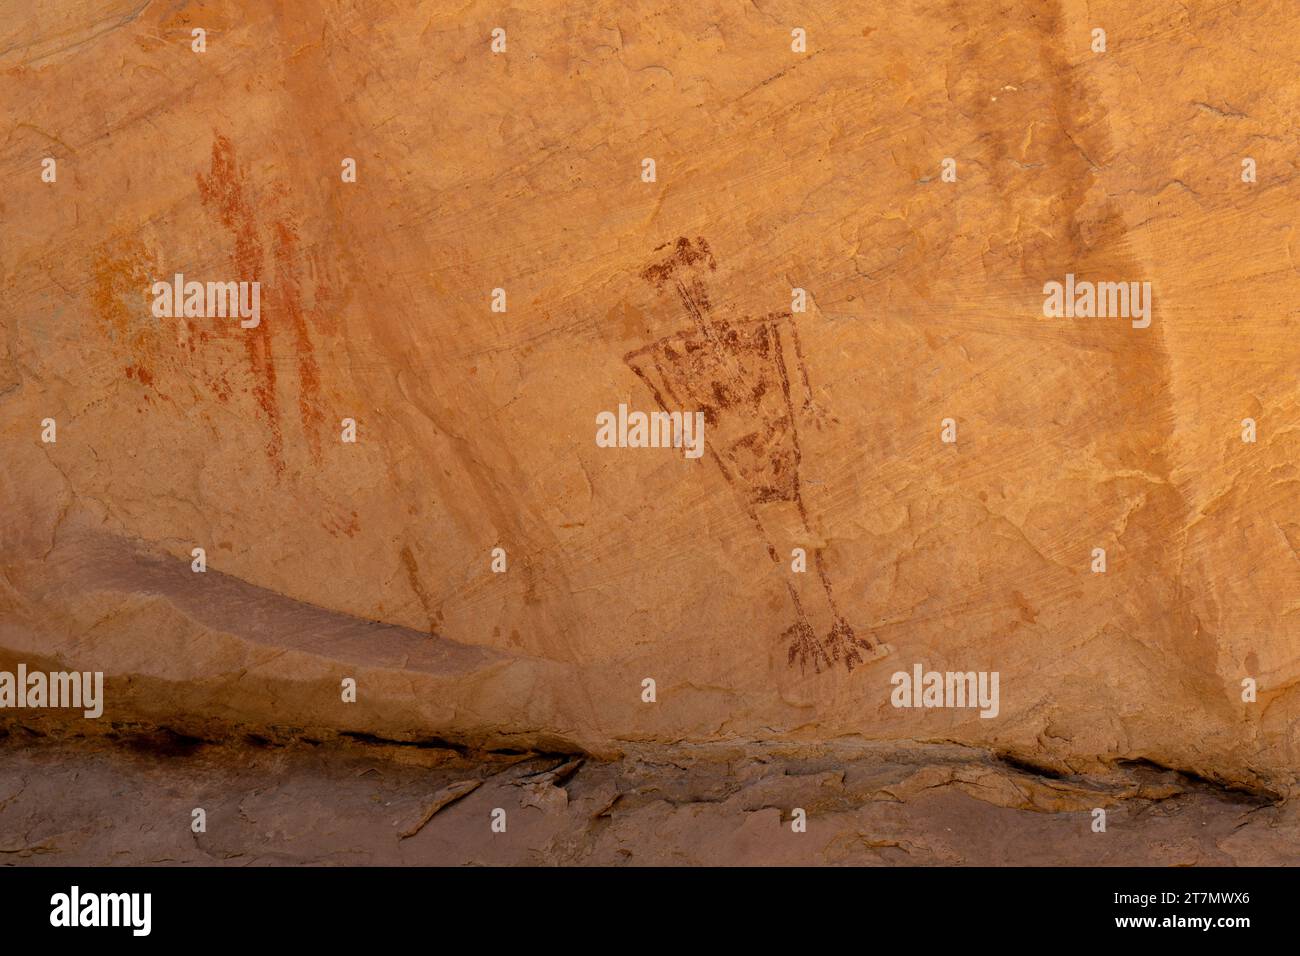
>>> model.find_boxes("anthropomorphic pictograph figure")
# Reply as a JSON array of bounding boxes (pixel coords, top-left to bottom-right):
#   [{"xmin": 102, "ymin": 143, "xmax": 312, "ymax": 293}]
[{"xmin": 624, "ymin": 237, "xmax": 883, "ymax": 673}]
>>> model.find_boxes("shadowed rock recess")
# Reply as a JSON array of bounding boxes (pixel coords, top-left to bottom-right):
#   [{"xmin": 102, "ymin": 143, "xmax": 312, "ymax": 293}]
[{"xmin": 2, "ymin": 1, "xmax": 1298, "ymax": 865}]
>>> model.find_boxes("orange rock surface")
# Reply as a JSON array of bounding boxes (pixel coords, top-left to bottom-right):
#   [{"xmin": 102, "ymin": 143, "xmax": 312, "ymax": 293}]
[{"xmin": 2, "ymin": 0, "xmax": 1298, "ymax": 859}]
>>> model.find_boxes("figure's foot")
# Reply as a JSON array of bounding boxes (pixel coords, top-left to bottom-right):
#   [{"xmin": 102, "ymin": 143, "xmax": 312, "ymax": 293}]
[
  {"xmin": 824, "ymin": 617, "xmax": 879, "ymax": 672},
  {"xmin": 801, "ymin": 397, "xmax": 839, "ymax": 431},
  {"xmin": 784, "ymin": 619, "xmax": 829, "ymax": 674}
]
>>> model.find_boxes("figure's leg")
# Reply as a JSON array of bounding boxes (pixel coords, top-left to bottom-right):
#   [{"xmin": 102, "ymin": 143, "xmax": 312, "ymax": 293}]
[
  {"xmin": 775, "ymin": 320, "xmax": 882, "ymax": 672},
  {"xmin": 781, "ymin": 582, "xmax": 829, "ymax": 674},
  {"xmin": 750, "ymin": 497, "xmax": 848, "ymax": 671},
  {"xmin": 627, "ymin": 344, "xmax": 827, "ymax": 673},
  {"xmin": 812, "ymin": 549, "xmax": 878, "ymax": 671}
]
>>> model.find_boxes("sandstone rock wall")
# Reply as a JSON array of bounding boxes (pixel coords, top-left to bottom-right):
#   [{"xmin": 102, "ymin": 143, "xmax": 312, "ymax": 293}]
[{"xmin": 2, "ymin": 1, "xmax": 1298, "ymax": 792}]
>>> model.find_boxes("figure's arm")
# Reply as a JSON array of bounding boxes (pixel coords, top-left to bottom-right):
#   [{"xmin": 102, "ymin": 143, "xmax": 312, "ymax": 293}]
[
  {"xmin": 779, "ymin": 314, "xmax": 834, "ymax": 427},
  {"xmin": 786, "ymin": 316, "xmax": 814, "ymax": 408}
]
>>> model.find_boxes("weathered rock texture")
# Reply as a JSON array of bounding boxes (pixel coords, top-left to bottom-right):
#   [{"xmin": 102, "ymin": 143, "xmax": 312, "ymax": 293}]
[
  {"xmin": 2, "ymin": 0, "xmax": 1299, "ymax": 862},
  {"xmin": 4, "ymin": 733, "xmax": 1294, "ymax": 866}
]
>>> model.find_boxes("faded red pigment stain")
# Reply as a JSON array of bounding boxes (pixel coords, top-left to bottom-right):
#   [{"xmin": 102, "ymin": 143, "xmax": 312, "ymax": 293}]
[
  {"xmin": 125, "ymin": 365, "xmax": 154, "ymax": 386},
  {"xmin": 93, "ymin": 238, "xmax": 240, "ymax": 405},
  {"xmin": 196, "ymin": 133, "xmax": 284, "ymax": 475},
  {"xmin": 323, "ymin": 509, "xmax": 360, "ymax": 538},
  {"xmin": 400, "ymin": 545, "xmax": 443, "ymax": 635},
  {"xmin": 272, "ymin": 218, "xmax": 325, "ymax": 462},
  {"xmin": 90, "ymin": 241, "xmax": 165, "ymax": 399}
]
